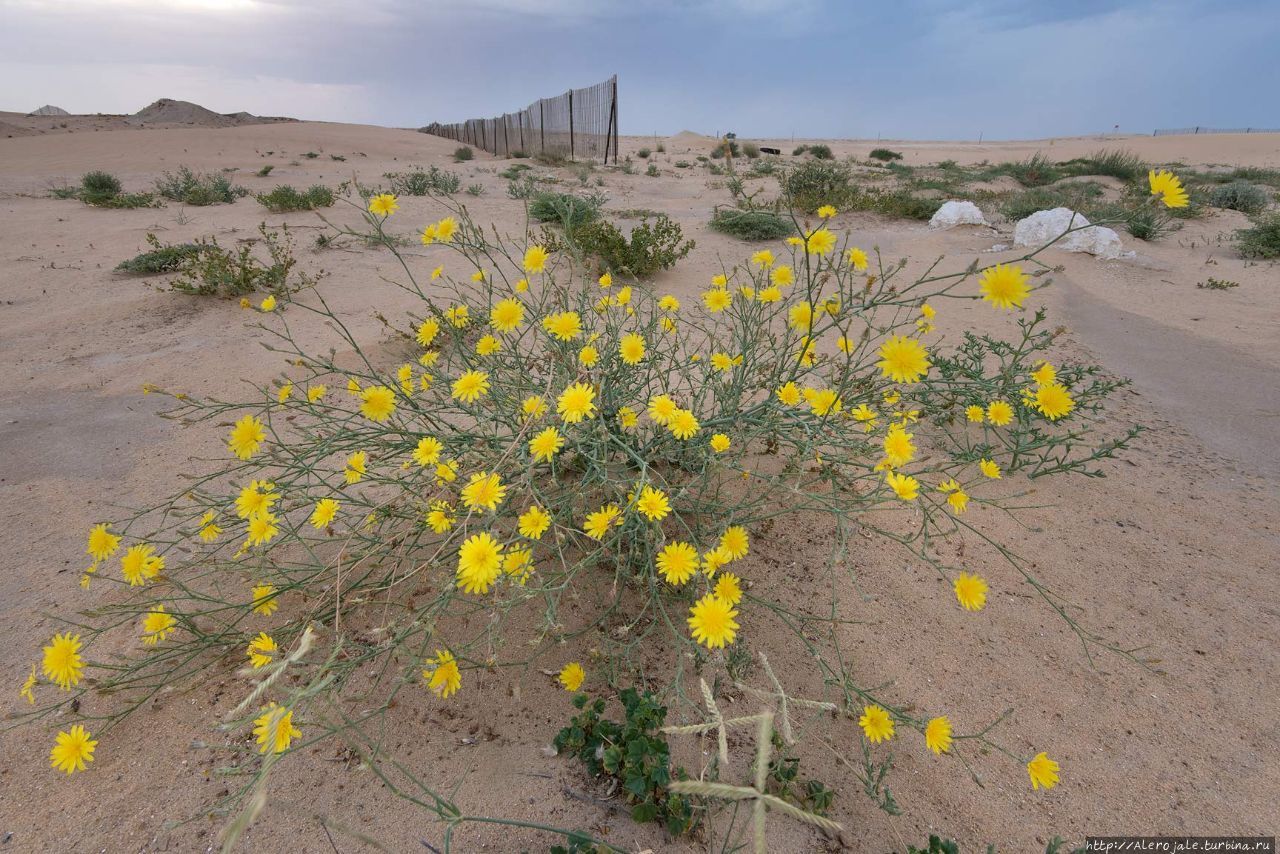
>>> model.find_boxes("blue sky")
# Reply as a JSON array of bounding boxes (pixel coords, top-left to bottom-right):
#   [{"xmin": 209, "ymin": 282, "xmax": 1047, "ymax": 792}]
[{"xmin": 1, "ymin": 0, "xmax": 1276, "ymax": 139}]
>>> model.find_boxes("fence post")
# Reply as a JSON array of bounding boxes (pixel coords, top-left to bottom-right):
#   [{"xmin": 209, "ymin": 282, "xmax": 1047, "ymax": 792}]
[
  {"xmin": 540, "ymin": 102, "xmax": 545, "ymax": 154},
  {"xmin": 519, "ymin": 112, "xmax": 525, "ymax": 151},
  {"xmin": 503, "ymin": 116, "xmax": 510, "ymax": 157},
  {"xmin": 568, "ymin": 89, "xmax": 575, "ymax": 161},
  {"xmin": 604, "ymin": 79, "xmax": 618, "ymax": 166}
]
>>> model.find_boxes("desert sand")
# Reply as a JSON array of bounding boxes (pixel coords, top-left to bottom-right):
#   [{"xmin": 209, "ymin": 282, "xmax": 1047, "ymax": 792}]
[{"xmin": 0, "ymin": 116, "xmax": 1277, "ymax": 852}]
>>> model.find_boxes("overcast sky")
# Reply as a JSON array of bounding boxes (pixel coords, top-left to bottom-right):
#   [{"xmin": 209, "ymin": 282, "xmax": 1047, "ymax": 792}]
[{"xmin": 2, "ymin": 0, "xmax": 1276, "ymax": 140}]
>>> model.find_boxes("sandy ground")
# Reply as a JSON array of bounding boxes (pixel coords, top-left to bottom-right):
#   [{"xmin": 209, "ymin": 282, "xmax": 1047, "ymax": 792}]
[{"xmin": 1, "ymin": 122, "xmax": 1278, "ymax": 853}]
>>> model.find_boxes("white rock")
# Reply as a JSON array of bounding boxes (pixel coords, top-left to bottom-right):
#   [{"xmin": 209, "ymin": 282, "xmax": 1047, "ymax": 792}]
[
  {"xmin": 1013, "ymin": 207, "xmax": 1123, "ymax": 259},
  {"xmin": 929, "ymin": 200, "xmax": 989, "ymax": 229}
]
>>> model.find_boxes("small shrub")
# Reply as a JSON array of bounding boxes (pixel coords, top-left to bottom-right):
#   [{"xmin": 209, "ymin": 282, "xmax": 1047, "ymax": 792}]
[
  {"xmin": 1208, "ymin": 181, "xmax": 1269, "ymax": 214},
  {"xmin": 499, "ymin": 163, "xmax": 532, "ymax": 180},
  {"xmin": 806, "ymin": 144, "xmax": 834, "ymax": 160},
  {"xmin": 95, "ymin": 192, "xmax": 160, "ymax": 209},
  {"xmin": 1118, "ymin": 207, "xmax": 1174, "ymax": 241},
  {"xmin": 742, "ymin": 142, "xmax": 760, "ymax": 159},
  {"xmin": 1197, "ymin": 277, "xmax": 1239, "ymax": 290},
  {"xmin": 536, "ymin": 150, "xmax": 569, "ymax": 167},
  {"xmin": 999, "ymin": 183, "xmax": 1105, "ymax": 221},
  {"xmin": 749, "ymin": 159, "xmax": 777, "ymax": 177},
  {"xmin": 80, "ymin": 170, "xmax": 123, "ymax": 203},
  {"xmin": 869, "ymin": 148, "xmax": 903, "ymax": 162},
  {"xmin": 529, "ymin": 191, "xmax": 604, "ymax": 230},
  {"xmin": 571, "ymin": 214, "xmax": 695, "ymax": 278},
  {"xmin": 115, "ymin": 236, "xmax": 203, "ymax": 274},
  {"xmin": 656, "ymin": 142, "xmax": 665, "ymax": 153},
  {"xmin": 466, "ymin": 184, "xmax": 485, "ymax": 196},
  {"xmin": 303, "ymin": 151, "xmax": 319, "ymax": 159},
  {"xmin": 645, "ymin": 163, "xmax": 659, "ymax": 177},
  {"xmin": 506, "ymin": 176, "xmax": 537, "ymax": 199},
  {"xmin": 781, "ymin": 159, "xmax": 854, "ymax": 211},
  {"xmin": 385, "ymin": 166, "xmax": 461, "ymax": 196},
  {"xmin": 1000, "ymin": 153, "xmax": 1060, "ymax": 187},
  {"xmin": 155, "ymin": 166, "xmax": 241, "ymax": 205},
  {"xmin": 1059, "ymin": 149, "xmax": 1146, "ymax": 181},
  {"xmin": 710, "ymin": 140, "xmax": 741, "ymax": 159},
  {"xmin": 330, "ymin": 154, "xmax": 346, "ymax": 162},
  {"xmin": 1236, "ymin": 213, "xmax": 1280, "ymax": 258},
  {"xmin": 170, "ymin": 223, "xmax": 321, "ymax": 297},
  {"xmin": 709, "ymin": 207, "xmax": 794, "ymax": 241},
  {"xmin": 792, "ymin": 145, "xmax": 808, "ymax": 156},
  {"xmin": 674, "ymin": 160, "xmax": 691, "ymax": 169},
  {"xmin": 255, "ymin": 184, "xmax": 336, "ymax": 212},
  {"xmin": 510, "ymin": 150, "xmax": 529, "ymax": 159},
  {"xmin": 256, "ymin": 165, "xmax": 274, "ymax": 177},
  {"xmin": 621, "ymin": 156, "xmax": 636, "ymax": 175},
  {"xmin": 453, "ymin": 146, "xmax": 474, "ymax": 162},
  {"xmin": 637, "ymin": 147, "xmax": 651, "ymax": 159}
]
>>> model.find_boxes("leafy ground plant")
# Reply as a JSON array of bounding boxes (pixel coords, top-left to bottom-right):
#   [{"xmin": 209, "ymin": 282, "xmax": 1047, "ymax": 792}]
[
  {"xmin": 168, "ymin": 223, "xmax": 323, "ymax": 298},
  {"xmin": 385, "ymin": 166, "xmax": 461, "ymax": 196},
  {"xmin": 1235, "ymin": 212, "xmax": 1280, "ymax": 258},
  {"xmin": 11, "ymin": 176, "xmax": 1191, "ymax": 848},
  {"xmin": 155, "ymin": 166, "xmax": 243, "ymax": 205},
  {"xmin": 709, "ymin": 207, "xmax": 795, "ymax": 241},
  {"xmin": 569, "ymin": 213, "xmax": 694, "ymax": 277},
  {"xmin": 255, "ymin": 184, "xmax": 335, "ymax": 212},
  {"xmin": 115, "ymin": 236, "xmax": 203, "ymax": 274}
]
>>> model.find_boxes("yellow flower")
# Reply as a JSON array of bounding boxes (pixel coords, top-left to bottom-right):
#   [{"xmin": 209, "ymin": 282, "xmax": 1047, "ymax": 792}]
[
  {"xmin": 490, "ymin": 298, "xmax": 524, "ymax": 332},
  {"xmin": 542, "ymin": 311, "xmax": 583, "ymax": 341},
  {"xmin": 598, "ymin": 272, "xmax": 613, "ymax": 287},
  {"xmin": 247, "ymin": 632, "xmax": 278, "ymax": 668},
  {"xmin": 49, "ymin": 725, "xmax": 97, "ymax": 774},
  {"xmin": 702, "ymin": 547, "xmax": 732, "ymax": 577},
  {"xmin": 947, "ymin": 489, "xmax": 969, "ymax": 514},
  {"xmin": 757, "ymin": 285, "xmax": 782, "ymax": 303},
  {"xmin": 519, "ymin": 505, "xmax": 552, "ymax": 539},
  {"xmin": 87, "ymin": 523, "xmax": 122, "ymax": 563},
  {"xmin": 236, "ymin": 479, "xmax": 279, "ymax": 519},
  {"xmin": 460, "ymin": 471, "xmax": 507, "ymax": 513},
  {"xmin": 420, "ymin": 223, "xmax": 438, "ymax": 244},
  {"xmin": 617, "ymin": 406, "xmax": 639, "ymax": 430},
  {"xmin": 965, "ymin": 405, "xmax": 985, "ymax": 423},
  {"xmin": 877, "ymin": 336, "xmax": 930, "ymax": 384},
  {"xmin": 310, "ymin": 498, "xmax": 340, "ymax": 529},
  {"xmin": 425, "ymin": 500, "xmax": 455, "ymax": 533},
  {"xmin": 920, "ymin": 302, "xmax": 936, "ymax": 320},
  {"xmin": 307, "ymin": 384, "xmax": 327, "ymax": 403},
  {"xmin": 770, "ymin": 265, "xmax": 795, "ymax": 286},
  {"xmin": 816, "ymin": 205, "xmax": 837, "ymax": 219},
  {"xmin": 417, "ymin": 317, "xmax": 441, "ymax": 347},
  {"xmin": 523, "ymin": 244, "xmax": 550, "ymax": 273},
  {"xmin": 710, "ymin": 433, "xmax": 730, "ymax": 453},
  {"xmin": 253, "ymin": 702, "xmax": 300, "ymax": 754},
  {"xmin": 475, "ymin": 335, "xmax": 501, "ymax": 356},
  {"xmin": 979, "ymin": 458, "xmax": 1002, "ymax": 479},
  {"xmin": 714, "ymin": 572, "xmax": 743, "ymax": 605},
  {"xmin": 228, "ymin": 414, "xmax": 266, "ymax": 460},
  {"xmin": 431, "ymin": 264, "xmax": 445, "ymax": 279},
  {"xmin": 20, "ymin": 666, "xmax": 38, "ymax": 704},
  {"xmin": 953, "ymin": 572, "xmax": 988, "ymax": 611},
  {"xmin": 456, "ymin": 532, "xmax": 504, "ymax": 594},
  {"xmin": 1034, "ymin": 382, "xmax": 1075, "ymax": 420},
  {"xmin": 648, "ymin": 394, "xmax": 678, "ymax": 424},
  {"xmin": 1027, "ymin": 752, "xmax": 1061, "ymax": 790},
  {"xmin": 619, "ymin": 333, "xmax": 646, "ymax": 365},
  {"xmin": 344, "ymin": 450, "xmax": 367, "ymax": 484},
  {"xmin": 859, "ymin": 705, "xmax": 894, "ymax": 743},
  {"xmin": 515, "ymin": 278, "xmax": 529, "ymax": 292},
  {"xmin": 277, "ymin": 382, "xmax": 292, "ymax": 404},
  {"xmin": 1031, "ymin": 362, "xmax": 1057, "ymax": 386},
  {"xmin": 412, "ymin": 436, "xmax": 444, "ymax": 467},
  {"xmin": 978, "ymin": 263, "xmax": 1030, "ymax": 310},
  {"xmin": 882, "ymin": 424, "xmax": 916, "ymax": 467},
  {"xmin": 711, "ymin": 352, "xmax": 733, "ymax": 372},
  {"xmin": 557, "ymin": 382, "xmax": 597, "ymax": 423},
  {"xmin": 805, "ymin": 387, "xmax": 842, "ymax": 417},
  {"xmin": 558, "ymin": 662, "xmax": 586, "ymax": 692},
  {"xmin": 435, "ymin": 216, "xmax": 458, "ymax": 242},
  {"xmin": 616, "ymin": 285, "xmax": 632, "ymax": 305},
  {"xmin": 451, "ymin": 370, "xmax": 490, "ymax": 404},
  {"xmin": 711, "ymin": 273, "xmax": 728, "ymax": 287},
  {"xmin": 1148, "ymin": 169, "xmax": 1188, "ymax": 208},
  {"xmin": 435, "ymin": 459, "xmax": 458, "ymax": 485},
  {"xmin": 986, "ymin": 400, "xmax": 1014, "ymax": 426},
  {"xmin": 359, "ymin": 385, "xmax": 397, "ymax": 422},
  {"xmin": 121, "ymin": 543, "xmax": 164, "ymax": 586},
  {"xmin": 522, "ymin": 395, "xmax": 548, "ymax": 420},
  {"xmin": 245, "ymin": 511, "xmax": 279, "ymax": 547},
  {"xmin": 688, "ymin": 594, "xmax": 738, "ymax": 649},
  {"xmin": 702, "ymin": 288, "xmax": 732, "ymax": 312},
  {"xmin": 259, "ymin": 294, "xmax": 277, "ymax": 312},
  {"xmin": 751, "ymin": 249, "xmax": 775, "ymax": 268},
  {"xmin": 925, "ymin": 716, "xmax": 953, "ymax": 754},
  {"xmin": 503, "ymin": 546, "xmax": 533, "ymax": 583},
  {"xmin": 656, "ymin": 542, "xmax": 699, "ymax": 585},
  {"xmin": 42, "ymin": 632, "xmax": 84, "ymax": 690},
  {"xmin": 140, "ymin": 605, "xmax": 176, "ymax": 645},
  {"xmin": 804, "ymin": 227, "xmax": 837, "ymax": 255},
  {"xmin": 583, "ymin": 504, "xmax": 621, "ymax": 540},
  {"xmin": 368, "ymin": 193, "xmax": 398, "ymax": 216},
  {"xmin": 719, "ymin": 526, "xmax": 749, "ymax": 560},
  {"xmin": 668, "ymin": 408, "xmax": 700, "ymax": 440},
  {"xmin": 635, "ymin": 486, "xmax": 671, "ymax": 522},
  {"xmin": 775, "ymin": 382, "xmax": 802, "ymax": 406},
  {"xmin": 251, "ymin": 583, "xmax": 279, "ymax": 616},
  {"xmin": 885, "ymin": 471, "xmax": 919, "ymax": 501},
  {"xmin": 423, "ymin": 649, "xmax": 462, "ymax": 698},
  {"xmin": 578, "ymin": 345, "xmax": 599, "ymax": 367},
  {"xmin": 446, "ymin": 304, "xmax": 470, "ymax": 328},
  {"xmin": 529, "ymin": 426, "xmax": 565, "ymax": 463}
]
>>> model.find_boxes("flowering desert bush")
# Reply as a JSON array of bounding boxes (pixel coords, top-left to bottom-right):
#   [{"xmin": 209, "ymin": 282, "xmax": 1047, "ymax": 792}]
[{"xmin": 15, "ymin": 172, "xmax": 1191, "ymax": 849}]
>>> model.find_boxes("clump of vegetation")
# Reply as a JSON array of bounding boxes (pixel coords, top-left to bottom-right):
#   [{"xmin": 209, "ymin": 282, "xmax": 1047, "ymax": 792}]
[
  {"xmin": 155, "ymin": 166, "xmax": 242, "ymax": 206},
  {"xmin": 466, "ymin": 184, "xmax": 485, "ymax": 196},
  {"xmin": 645, "ymin": 163, "xmax": 660, "ymax": 177},
  {"xmin": 742, "ymin": 142, "xmax": 761, "ymax": 159},
  {"xmin": 674, "ymin": 160, "xmax": 691, "ymax": 169},
  {"xmin": 554, "ymin": 690, "xmax": 696, "ymax": 834},
  {"xmin": 499, "ymin": 163, "xmax": 532, "ymax": 180},
  {"xmin": 79, "ymin": 170, "xmax": 123, "ymax": 203},
  {"xmin": 302, "ymin": 151, "xmax": 319, "ymax": 159},
  {"xmin": 256, "ymin": 165, "xmax": 274, "ymax": 177},
  {"xmin": 510, "ymin": 150, "xmax": 529, "ymax": 158},
  {"xmin": 169, "ymin": 223, "xmax": 322, "ymax": 297},
  {"xmin": 995, "ymin": 152, "xmax": 1060, "ymax": 187},
  {"xmin": 711, "ymin": 139, "xmax": 741, "ymax": 159},
  {"xmin": 1058, "ymin": 149, "xmax": 1146, "ymax": 181},
  {"xmin": 330, "ymin": 154, "xmax": 346, "ymax": 162},
  {"xmin": 637, "ymin": 147, "xmax": 651, "ymax": 159},
  {"xmin": 805, "ymin": 144, "xmax": 834, "ymax": 160},
  {"xmin": 571, "ymin": 213, "xmax": 695, "ymax": 277},
  {"xmin": 792, "ymin": 145, "xmax": 808, "ymax": 156},
  {"xmin": 656, "ymin": 142, "xmax": 665, "ymax": 153},
  {"xmin": 506, "ymin": 176, "xmax": 537, "ymax": 199},
  {"xmin": 385, "ymin": 166, "xmax": 461, "ymax": 196},
  {"xmin": 1197, "ymin": 277, "xmax": 1239, "ymax": 290},
  {"xmin": 869, "ymin": 148, "xmax": 903, "ymax": 162},
  {"xmin": 115, "ymin": 236, "xmax": 203, "ymax": 274},
  {"xmin": 453, "ymin": 146, "xmax": 474, "ymax": 162},
  {"xmin": 781, "ymin": 159, "xmax": 854, "ymax": 211},
  {"xmin": 1236, "ymin": 212, "xmax": 1280, "ymax": 258},
  {"xmin": 62, "ymin": 171, "xmax": 160, "ymax": 208},
  {"xmin": 536, "ymin": 149, "xmax": 570, "ymax": 167},
  {"xmin": 709, "ymin": 207, "xmax": 794, "ymax": 241},
  {"xmin": 254, "ymin": 184, "xmax": 335, "ymax": 212},
  {"xmin": 1208, "ymin": 181, "xmax": 1270, "ymax": 214},
  {"xmin": 528, "ymin": 191, "xmax": 604, "ymax": 230},
  {"xmin": 849, "ymin": 187, "xmax": 942, "ymax": 221},
  {"xmin": 1116, "ymin": 206, "xmax": 1174, "ymax": 241},
  {"xmin": 999, "ymin": 183, "xmax": 1105, "ymax": 222}
]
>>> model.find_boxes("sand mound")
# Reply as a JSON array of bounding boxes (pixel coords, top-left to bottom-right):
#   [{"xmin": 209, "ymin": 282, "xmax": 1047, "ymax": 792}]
[
  {"xmin": 128, "ymin": 98, "xmax": 237, "ymax": 128},
  {"xmin": 28, "ymin": 104, "xmax": 70, "ymax": 117},
  {"xmin": 0, "ymin": 120, "xmax": 39, "ymax": 138}
]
